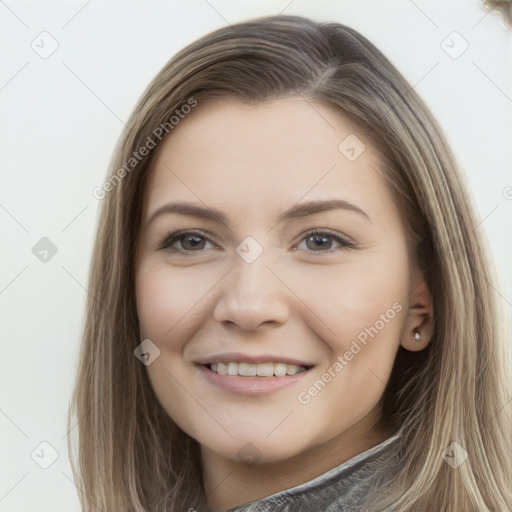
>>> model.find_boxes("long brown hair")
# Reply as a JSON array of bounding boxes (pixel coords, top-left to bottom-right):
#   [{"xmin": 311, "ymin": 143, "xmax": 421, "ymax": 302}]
[{"xmin": 68, "ymin": 15, "xmax": 512, "ymax": 511}]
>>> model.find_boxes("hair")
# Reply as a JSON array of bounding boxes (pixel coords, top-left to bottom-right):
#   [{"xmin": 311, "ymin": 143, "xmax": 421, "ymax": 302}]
[{"xmin": 67, "ymin": 14, "xmax": 512, "ymax": 512}]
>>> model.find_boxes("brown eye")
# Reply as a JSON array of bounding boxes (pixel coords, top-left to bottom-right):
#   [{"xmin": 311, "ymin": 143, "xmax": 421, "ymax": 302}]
[
  {"xmin": 179, "ymin": 234, "xmax": 206, "ymax": 250},
  {"xmin": 159, "ymin": 230, "xmax": 215, "ymax": 252}
]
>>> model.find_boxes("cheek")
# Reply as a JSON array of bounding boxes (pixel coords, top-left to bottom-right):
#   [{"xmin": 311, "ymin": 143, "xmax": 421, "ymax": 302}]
[
  {"xmin": 292, "ymin": 262, "xmax": 407, "ymax": 437},
  {"xmin": 290, "ymin": 249, "xmax": 408, "ymax": 421},
  {"xmin": 136, "ymin": 267, "xmax": 182, "ymax": 342},
  {"xmin": 286, "ymin": 256, "xmax": 408, "ymax": 346},
  {"xmin": 136, "ymin": 263, "xmax": 212, "ymax": 344},
  {"xmin": 135, "ymin": 263, "xmax": 212, "ymax": 436}
]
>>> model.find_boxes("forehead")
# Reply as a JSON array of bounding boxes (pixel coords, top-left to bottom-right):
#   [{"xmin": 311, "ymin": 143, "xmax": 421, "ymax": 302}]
[{"xmin": 143, "ymin": 98, "xmax": 392, "ymax": 226}]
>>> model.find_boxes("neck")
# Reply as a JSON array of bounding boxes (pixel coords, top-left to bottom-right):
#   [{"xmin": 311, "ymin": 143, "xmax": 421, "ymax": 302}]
[{"xmin": 202, "ymin": 410, "xmax": 392, "ymax": 511}]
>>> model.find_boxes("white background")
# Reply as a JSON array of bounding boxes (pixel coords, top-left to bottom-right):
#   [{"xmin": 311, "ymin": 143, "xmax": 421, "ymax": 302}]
[{"xmin": 0, "ymin": 0, "xmax": 511, "ymax": 509}]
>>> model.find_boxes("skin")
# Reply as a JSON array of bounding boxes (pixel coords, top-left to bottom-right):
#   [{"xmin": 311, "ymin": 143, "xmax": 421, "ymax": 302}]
[{"xmin": 135, "ymin": 98, "xmax": 434, "ymax": 510}]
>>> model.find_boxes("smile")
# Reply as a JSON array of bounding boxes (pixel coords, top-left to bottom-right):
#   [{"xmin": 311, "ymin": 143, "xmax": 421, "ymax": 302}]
[
  {"xmin": 206, "ymin": 361, "xmax": 308, "ymax": 377},
  {"xmin": 197, "ymin": 361, "xmax": 314, "ymax": 396}
]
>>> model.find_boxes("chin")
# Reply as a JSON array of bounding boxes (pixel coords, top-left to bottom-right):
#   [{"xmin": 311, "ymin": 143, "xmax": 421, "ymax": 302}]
[{"xmin": 200, "ymin": 432, "xmax": 310, "ymax": 465}]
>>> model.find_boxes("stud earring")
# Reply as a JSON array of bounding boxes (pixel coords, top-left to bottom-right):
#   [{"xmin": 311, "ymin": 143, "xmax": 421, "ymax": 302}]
[{"xmin": 413, "ymin": 330, "xmax": 422, "ymax": 343}]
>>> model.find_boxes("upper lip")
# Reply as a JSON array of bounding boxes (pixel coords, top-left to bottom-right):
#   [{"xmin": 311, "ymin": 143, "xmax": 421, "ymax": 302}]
[{"xmin": 196, "ymin": 352, "xmax": 314, "ymax": 367}]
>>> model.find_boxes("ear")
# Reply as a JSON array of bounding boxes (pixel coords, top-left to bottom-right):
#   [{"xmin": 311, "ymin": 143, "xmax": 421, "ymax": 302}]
[{"xmin": 400, "ymin": 274, "xmax": 434, "ymax": 352}]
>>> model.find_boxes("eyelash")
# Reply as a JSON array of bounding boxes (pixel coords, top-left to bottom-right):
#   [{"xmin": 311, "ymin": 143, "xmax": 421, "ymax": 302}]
[{"xmin": 157, "ymin": 229, "xmax": 356, "ymax": 254}]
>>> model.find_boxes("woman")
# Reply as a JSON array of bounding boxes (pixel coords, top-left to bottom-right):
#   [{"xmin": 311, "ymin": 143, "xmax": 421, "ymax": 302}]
[{"xmin": 68, "ymin": 15, "xmax": 511, "ymax": 512}]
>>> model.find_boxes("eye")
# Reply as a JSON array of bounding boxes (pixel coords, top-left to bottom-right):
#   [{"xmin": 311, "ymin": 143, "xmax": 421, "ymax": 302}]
[
  {"xmin": 158, "ymin": 230, "xmax": 217, "ymax": 252},
  {"xmin": 157, "ymin": 229, "xmax": 355, "ymax": 254},
  {"xmin": 296, "ymin": 230, "xmax": 355, "ymax": 253}
]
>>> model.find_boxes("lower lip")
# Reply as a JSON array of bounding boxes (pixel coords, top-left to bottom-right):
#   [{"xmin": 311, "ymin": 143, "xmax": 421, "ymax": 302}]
[{"xmin": 196, "ymin": 364, "xmax": 313, "ymax": 396}]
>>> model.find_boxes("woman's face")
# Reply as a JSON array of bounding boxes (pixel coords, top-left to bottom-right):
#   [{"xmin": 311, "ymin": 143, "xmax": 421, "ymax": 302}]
[{"xmin": 135, "ymin": 98, "xmax": 417, "ymax": 464}]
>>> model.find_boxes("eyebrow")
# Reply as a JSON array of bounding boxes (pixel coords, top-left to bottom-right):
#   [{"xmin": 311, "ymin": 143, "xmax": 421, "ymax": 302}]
[{"xmin": 145, "ymin": 198, "xmax": 371, "ymax": 229}]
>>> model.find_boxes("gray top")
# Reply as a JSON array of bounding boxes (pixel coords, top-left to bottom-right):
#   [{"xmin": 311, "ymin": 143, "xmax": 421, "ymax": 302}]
[{"xmin": 225, "ymin": 429, "xmax": 403, "ymax": 512}]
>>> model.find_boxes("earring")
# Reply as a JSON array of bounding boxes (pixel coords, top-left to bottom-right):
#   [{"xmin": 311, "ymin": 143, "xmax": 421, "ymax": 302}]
[{"xmin": 413, "ymin": 330, "xmax": 422, "ymax": 343}]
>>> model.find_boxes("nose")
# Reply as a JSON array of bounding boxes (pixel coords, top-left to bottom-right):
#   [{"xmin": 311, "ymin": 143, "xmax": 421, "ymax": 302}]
[{"xmin": 212, "ymin": 255, "xmax": 291, "ymax": 331}]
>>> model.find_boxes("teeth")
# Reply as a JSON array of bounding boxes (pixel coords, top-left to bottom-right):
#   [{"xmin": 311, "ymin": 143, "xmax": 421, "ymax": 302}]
[
  {"xmin": 207, "ymin": 362, "xmax": 307, "ymax": 377},
  {"xmin": 275, "ymin": 363, "xmax": 288, "ymax": 377},
  {"xmin": 217, "ymin": 362, "xmax": 228, "ymax": 375},
  {"xmin": 239, "ymin": 362, "xmax": 257, "ymax": 376},
  {"xmin": 257, "ymin": 362, "xmax": 273, "ymax": 377}
]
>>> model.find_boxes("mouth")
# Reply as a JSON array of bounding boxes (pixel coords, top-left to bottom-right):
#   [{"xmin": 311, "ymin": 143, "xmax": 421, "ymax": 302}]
[
  {"xmin": 203, "ymin": 361, "xmax": 312, "ymax": 377},
  {"xmin": 195, "ymin": 357, "xmax": 315, "ymax": 396}
]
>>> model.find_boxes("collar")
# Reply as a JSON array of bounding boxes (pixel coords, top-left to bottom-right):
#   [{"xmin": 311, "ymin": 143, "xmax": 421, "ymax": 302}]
[{"xmin": 225, "ymin": 428, "xmax": 403, "ymax": 511}]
